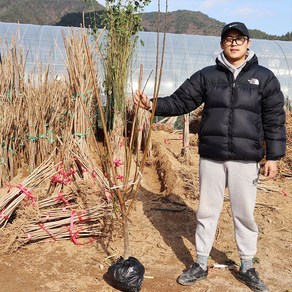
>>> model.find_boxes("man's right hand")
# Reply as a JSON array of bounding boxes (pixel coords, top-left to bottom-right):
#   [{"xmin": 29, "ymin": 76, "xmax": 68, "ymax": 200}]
[{"xmin": 134, "ymin": 90, "xmax": 151, "ymax": 110}]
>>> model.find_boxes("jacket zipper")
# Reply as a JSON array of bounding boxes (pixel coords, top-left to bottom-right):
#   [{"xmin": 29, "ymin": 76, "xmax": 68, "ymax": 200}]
[{"xmin": 228, "ymin": 79, "xmax": 236, "ymax": 158}]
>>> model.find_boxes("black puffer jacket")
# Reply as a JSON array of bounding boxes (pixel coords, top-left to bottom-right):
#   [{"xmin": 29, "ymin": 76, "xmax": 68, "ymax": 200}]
[{"xmin": 153, "ymin": 54, "xmax": 286, "ymax": 162}]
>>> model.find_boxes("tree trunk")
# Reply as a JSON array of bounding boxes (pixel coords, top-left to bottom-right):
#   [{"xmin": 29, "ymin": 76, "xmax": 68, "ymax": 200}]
[
  {"xmin": 181, "ymin": 114, "xmax": 190, "ymax": 157},
  {"xmin": 111, "ymin": 111, "xmax": 130, "ymax": 258}
]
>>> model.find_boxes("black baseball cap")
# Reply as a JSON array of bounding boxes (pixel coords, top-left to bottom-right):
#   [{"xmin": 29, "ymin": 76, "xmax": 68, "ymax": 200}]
[{"xmin": 221, "ymin": 22, "xmax": 250, "ymax": 40}]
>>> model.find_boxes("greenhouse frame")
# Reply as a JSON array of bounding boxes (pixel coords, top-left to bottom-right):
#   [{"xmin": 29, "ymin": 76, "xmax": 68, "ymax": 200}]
[{"xmin": 0, "ymin": 22, "xmax": 291, "ymax": 100}]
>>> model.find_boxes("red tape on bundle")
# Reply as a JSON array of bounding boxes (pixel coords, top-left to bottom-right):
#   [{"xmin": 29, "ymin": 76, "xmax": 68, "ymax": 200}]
[
  {"xmin": 50, "ymin": 167, "xmax": 76, "ymax": 186},
  {"xmin": 91, "ymin": 169, "xmax": 97, "ymax": 178},
  {"xmin": 59, "ymin": 168, "xmax": 76, "ymax": 177},
  {"xmin": 26, "ymin": 233, "xmax": 32, "ymax": 242},
  {"xmin": 38, "ymin": 223, "xmax": 56, "ymax": 241},
  {"xmin": 76, "ymin": 210, "xmax": 88, "ymax": 223},
  {"xmin": 5, "ymin": 184, "xmax": 13, "ymax": 193},
  {"xmin": 68, "ymin": 211, "xmax": 95, "ymax": 245},
  {"xmin": 117, "ymin": 174, "xmax": 124, "ymax": 181},
  {"xmin": 51, "ymin": 175, "xmax": 63, "ymax": 184},
  {"xmin": 0, "ymin": 208, "xmax": 9, "ymax": 220},
  {"xmin": 114, "ymin": 159, "xmax": 123, "ymax": 167},
  {"xmin": 56, "ymin": 192, "xmax": 72, "ymax": 207},
  {"xmin": 63, "ymin": 177, "xmax": 74, "ymax": 184},
  {"xmin": 51, "ymin": 175, "xmax": 73, "ymax": 185},
  {"xmin": 17, "ymin": 184, "xmax": 35, "ymax": 206},
  {"xmin": 104, "ymin": 189, "xmax": 113, "ymax": 202},
  {"xmin": 282, "ymin": 190, "xmax": 288, "ymax": 196}
]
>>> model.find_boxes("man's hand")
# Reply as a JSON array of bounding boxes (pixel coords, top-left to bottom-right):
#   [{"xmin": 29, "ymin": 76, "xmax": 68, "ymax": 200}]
[
  {"xmin": 264, "ymin": 160, "xmax": 278, "ymax": 179},
  {"xmin": 133, "ymin": 90, "xmax": 151, "ymax": 110}
]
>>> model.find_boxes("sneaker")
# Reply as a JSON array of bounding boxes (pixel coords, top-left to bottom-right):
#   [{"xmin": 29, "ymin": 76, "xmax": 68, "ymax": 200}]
[
  {"xmin": 237, "ymin": 268, "xmax": 270, "ymax": 291},
  {"xmin": 177, "ymin": 262, "xmax": 208, "ymax": 286}
]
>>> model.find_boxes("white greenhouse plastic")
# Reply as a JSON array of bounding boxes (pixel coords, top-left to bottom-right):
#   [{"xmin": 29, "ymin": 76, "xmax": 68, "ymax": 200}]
[{"xmin": 0, "ymin": 22, "xmax": 291, "ymax": 100}]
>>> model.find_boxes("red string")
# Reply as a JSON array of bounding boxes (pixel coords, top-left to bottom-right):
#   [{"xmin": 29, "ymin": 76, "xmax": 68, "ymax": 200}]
[
  {"xmin": 38, "ymin": 223, "xmax": 56, "ymax": 241},
  {"xmin": 0, "ymin": 208, "xmax": 9, "ymax": 220},
  {"xmin": 76, "ymin": 211, "xmax": 88, "ymax": 223},
  {"xmin": 17, "ymin": 184, "xmax": 35, "ymax": 206},
  {"xmin": 51, "ymin": 175, "xmax": 63, "ymax": 184},
  {"xmin": 114, "ymin": 159, "xmax": 123, "ymax": 167},
  {"xmin": 68, "ymin": 211, "xmax": 95, "ymax": 245},
  {"xmin": 5, "ymin": 184, "xmax": 13, "ymax": 193},
  {"xmin": 104, "ymin": 190, "xmax": 113, "ymax": 202},
  {"xmin": 50, "ymin": 166, "xmax": 76, "ymax": 186},
  {"xmin": 91, "ymin": 170, "xmax": 97, "ymax": 178},
  {"xmin": 56, "ymin": 192, "xmax": 72, "ymax": 207},
  {"xmin": 26, "ymin": 233, "xmax": 32, "ymax": 242},
  {"xmin": 282, "ymin": 190, "xmax": 288, "ymax": 196},
  {"xmin": 50, "ymin": 175, "xmax": 74, "ymax": 185},
  {"xmin": 59, "ymin": 168, "xmax": 76, "ymax": 177}
]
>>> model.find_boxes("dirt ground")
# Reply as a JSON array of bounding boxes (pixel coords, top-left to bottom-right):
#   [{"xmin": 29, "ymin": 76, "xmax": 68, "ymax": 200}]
[{"xmin": 0, "ymin": 130, "xmax": 291, "ymax": 292}]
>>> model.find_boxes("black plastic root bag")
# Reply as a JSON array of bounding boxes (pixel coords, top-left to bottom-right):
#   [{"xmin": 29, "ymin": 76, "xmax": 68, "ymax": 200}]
[{"xmin": 106, "ymin": 256, "xmax": 145, "ymax": 292}]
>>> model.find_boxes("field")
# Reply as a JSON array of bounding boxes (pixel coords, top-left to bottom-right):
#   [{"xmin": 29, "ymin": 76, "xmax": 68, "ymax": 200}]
[
  {"xmin": 0, "ymin": 127, "xmax": 291, "ymax": 292},
  {"xmin": 0, "ymin": 26, "xmax": 291, "ymax": 291}
]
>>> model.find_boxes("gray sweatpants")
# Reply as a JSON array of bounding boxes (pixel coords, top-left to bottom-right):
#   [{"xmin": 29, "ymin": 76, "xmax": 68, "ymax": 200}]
[{"xmin": 196, "ymin": 158, "xmax": 260, "ymax": 260}]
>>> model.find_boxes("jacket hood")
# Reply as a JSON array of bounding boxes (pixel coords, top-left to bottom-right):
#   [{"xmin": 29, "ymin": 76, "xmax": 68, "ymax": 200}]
[{"xmin": 216, "ymin": 51, "xmax": 258, "ymax": 72}]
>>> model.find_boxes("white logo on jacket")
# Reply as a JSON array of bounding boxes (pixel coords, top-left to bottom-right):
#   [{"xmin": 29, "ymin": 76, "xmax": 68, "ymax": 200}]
[{"xmin": 248, "ymin": 78, "xmax": 259, "ymax": 85}]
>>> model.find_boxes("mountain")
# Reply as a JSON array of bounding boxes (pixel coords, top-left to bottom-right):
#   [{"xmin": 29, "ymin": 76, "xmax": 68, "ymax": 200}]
[
  {"xmin": 0, "ymin": 0, "xmax": 103, "ymax": 26},
  {"xmin": 56, "ymin": 9, "xmax": 292, "ymax": 40},
  {"xmin": 0, "ymin": 0, "xmax": 290, "ymax": 40},
  {"xmin": 142, "ymin": 10, "xmax": 291, "ymax": 40},
  {"xmin": 142, "ymin": 10, "xmax": 225, "ymax": 36},
  {"xmin": 55, "ymin": 9, "xmax": 226, "ymax": 37}
]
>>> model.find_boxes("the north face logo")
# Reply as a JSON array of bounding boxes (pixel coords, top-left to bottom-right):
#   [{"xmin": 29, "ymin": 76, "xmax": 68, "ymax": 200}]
[{"xmin": 248, "ymin": 78, "xmax": 259, "ymax": 85}]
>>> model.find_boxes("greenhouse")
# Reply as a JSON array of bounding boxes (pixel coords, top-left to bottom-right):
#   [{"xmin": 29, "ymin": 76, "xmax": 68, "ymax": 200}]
[{"xmin": 0, "ymin": 21, "xmax": 291, "ymax": 100}]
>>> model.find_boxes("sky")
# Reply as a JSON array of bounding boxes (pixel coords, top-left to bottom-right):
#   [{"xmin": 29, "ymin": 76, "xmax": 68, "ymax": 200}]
[{"xmin": 96, "ymin": 0, "xmax": 292, "ymax": 36}]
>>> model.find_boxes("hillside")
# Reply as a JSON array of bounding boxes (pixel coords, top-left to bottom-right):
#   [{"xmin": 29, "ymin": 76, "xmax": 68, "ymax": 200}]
[
  {"xmin": 143, "ymin": 10, "xmax": 291, "ymax": 40},
  {"xmin": 57, "ymin": 9, "xmax": 292, "ymax": 40},
  {"xmin": 0, "ymin": 0, "xmax": 291, "ymax": 40},
  {"xmin": 142, "ymin": 10, "xmax": 225, "ymax": 36},
  {"xmin": 0, "ymin": 0, "xmax": 103, "ymax": 25}
]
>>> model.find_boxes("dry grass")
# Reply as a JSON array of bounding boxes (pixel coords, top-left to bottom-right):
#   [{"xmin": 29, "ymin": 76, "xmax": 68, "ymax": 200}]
[
  {"xmin": 0, "ymin": 28, "xmax": 115, "ymax": 252},
  {"xmin": 279, "ymin": 111, "xmax": 292, "ymax": 177},
  {"xmin": 0, "ymin": 27, "xmax": 290, "ymax": 255}
]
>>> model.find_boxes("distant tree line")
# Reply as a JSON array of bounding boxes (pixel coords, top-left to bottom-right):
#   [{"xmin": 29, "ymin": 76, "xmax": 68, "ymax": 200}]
[{"xmin": 56, "ymin": 10, "xmax": 291, "ymax": 41}]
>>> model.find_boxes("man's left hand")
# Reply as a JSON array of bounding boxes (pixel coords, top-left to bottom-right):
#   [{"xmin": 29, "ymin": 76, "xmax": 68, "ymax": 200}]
[{"xmin": 264, "ymin": 160, "xmax": 278, "ymax": 179}]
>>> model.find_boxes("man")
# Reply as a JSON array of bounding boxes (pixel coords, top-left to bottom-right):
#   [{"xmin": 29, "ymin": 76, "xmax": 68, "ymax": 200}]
[{"xmin": 134, "ymin": 22, "xmax": 286, "ymax": 291}]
